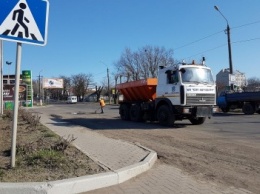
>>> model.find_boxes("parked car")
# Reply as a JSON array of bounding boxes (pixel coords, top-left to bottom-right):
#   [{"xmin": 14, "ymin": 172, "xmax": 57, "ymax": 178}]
[{"xmin": 67, "ymin": 96, "xmax": 77, "ymax": 104}]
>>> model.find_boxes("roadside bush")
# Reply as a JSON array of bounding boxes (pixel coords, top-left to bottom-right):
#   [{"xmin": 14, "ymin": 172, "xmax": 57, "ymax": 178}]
[
  {"xmin": 0, "ymin": 169, "xmax": 4, "ymax": 178},
  {"xmin": 52, "ymin": 135, "xmax": 77, "ymax": 153},
  {"xmin": 19, "ymin": 109, "xmax": 41, "ymax": 130},
  {"xmin": 2, "ymin": 110, "xmax": 13, "ymax": 120}
]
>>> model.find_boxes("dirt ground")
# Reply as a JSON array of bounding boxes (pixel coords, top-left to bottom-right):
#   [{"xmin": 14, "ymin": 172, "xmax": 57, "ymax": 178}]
[
  {"xmin": 0, "ymin": 111, "xmax": 105, "ymax": 182},
  {"xmin": 96, "ymin": 125, "xmax": 260, "ymax": 194}
]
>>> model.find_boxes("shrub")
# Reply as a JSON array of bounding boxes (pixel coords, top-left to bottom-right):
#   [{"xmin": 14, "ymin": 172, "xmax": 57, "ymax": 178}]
[
  {"xmin": 52, "ymin": 135, "xmax": 77, "ymax": 153},
  {"xmin": 19, "ymin": 109, "xmax": 41, "ymax": 130}
]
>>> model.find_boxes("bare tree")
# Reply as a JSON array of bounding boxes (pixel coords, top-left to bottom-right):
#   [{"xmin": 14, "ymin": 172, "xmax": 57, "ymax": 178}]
[
  {"xmin": 95, "ymin": 86, "xmax": 103, "ymax": 102},
  {"xmin": 246, "ymin": 77, "xmax": 260, "ymax": 91},
  {"xmin": 32, "ymin": 79, "xmax": 39, "ymax": 99},
  {"xmin": 71, "ymin": 73, "xmax": 93, "ymax": 100},
  {"xmin": 114, "ymin": 45, "xmax": 174, "ymax": 82},
  {"xmin": 60, "ymin": 75, "xmax": 71, "ymax": 99}
]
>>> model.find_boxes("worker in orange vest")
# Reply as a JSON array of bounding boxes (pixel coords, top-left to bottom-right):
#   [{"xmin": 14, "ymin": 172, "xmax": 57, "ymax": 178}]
[{"xmin": 99, "ymin": 98, "xmax": 106, "ymax": 113}]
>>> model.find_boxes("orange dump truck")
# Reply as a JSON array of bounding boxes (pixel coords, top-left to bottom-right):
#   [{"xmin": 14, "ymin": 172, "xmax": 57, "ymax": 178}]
[{"xmin": 116, "ymin": 62, "xmax": 217, "ymax": 126}]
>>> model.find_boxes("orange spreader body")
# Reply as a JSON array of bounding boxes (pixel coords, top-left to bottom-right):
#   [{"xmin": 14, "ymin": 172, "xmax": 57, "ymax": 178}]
[{"xmin": 116, "ymin": 78, "xmax": 158, "ymax": 102}]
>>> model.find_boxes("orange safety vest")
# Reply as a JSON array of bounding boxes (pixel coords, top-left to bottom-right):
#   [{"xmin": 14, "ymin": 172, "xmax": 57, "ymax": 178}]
[{"xmin": 100, "ymin": 99, "xmax": 106, "ymax": 107}]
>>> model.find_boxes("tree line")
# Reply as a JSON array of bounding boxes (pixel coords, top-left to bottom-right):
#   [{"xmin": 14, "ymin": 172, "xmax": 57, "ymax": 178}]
[
  {"xmin": 32, "ymin": 45, "xmax": 174, "ymax": 101},
  {"xmin": 32, "ymin": 45, "xmax": 260, "ymax": 101}
]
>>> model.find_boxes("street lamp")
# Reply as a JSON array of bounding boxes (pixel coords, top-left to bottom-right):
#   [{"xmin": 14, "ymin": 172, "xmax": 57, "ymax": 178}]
[
  {"xmin": 6, "ymin": 61, "xmax": 12, "ymax": 84},
  {"xmin": 214, "ymin": 5, "xmax": 234, "ymax": 89}
]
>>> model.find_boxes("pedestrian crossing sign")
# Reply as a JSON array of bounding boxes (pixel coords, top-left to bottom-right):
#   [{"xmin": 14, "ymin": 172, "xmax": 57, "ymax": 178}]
[{"xmin": 0, "ymin": 0, "xmax": 49, "ymax": 46}]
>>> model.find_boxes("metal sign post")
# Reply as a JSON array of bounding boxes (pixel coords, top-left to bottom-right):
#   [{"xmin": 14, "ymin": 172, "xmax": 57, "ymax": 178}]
[
  {"xmin": 0, "ymin": 40, "xmax": 3, "ymax": 115},
  {"xmin": 11, "ymin": 42, "xmax": 22, "ymax": 167},
  {"xmin": 0, "ymin": 0, "xmax": 49, "ymax": 167}
]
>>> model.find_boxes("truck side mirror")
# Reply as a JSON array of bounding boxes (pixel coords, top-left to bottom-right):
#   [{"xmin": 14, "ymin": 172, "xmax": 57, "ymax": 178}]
[{"xmin": 180, "ymin": 68, "xmax": 186, "ymax": 73}]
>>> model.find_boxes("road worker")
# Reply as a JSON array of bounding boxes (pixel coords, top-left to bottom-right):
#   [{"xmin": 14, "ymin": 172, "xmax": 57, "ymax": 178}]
[{"xmin": 99, "ymin": 98, "xmax": 106, "ymax": 113}]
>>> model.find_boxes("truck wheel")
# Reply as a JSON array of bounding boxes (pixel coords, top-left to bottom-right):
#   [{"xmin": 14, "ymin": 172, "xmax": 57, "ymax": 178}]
[
  {"xmin": 157, "ymin": 105, "xmax": 175, "ymax": 126},
  {"xmin": 242, "ymin": 103, "xmax": 255, "ymax": 115},
  {"xmin": 189, "ymin": 117, "xmax": 206, "ymax": 125},
  {"xmin": 130, "ymin": 104, "xmax": 143, "ymax": 122},
  {"xmin": 120, "ymin": 104, "xmax": 130, "ymax": 120}
]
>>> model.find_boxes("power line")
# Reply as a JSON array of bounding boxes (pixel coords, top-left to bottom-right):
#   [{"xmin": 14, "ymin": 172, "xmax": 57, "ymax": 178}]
[
  {"xmin": 174, "ymin": 30, "xmax": 223, "ymax": 50},
  {"xmin": 174, "ymin": 20, "xmax": 260, "ymax": 51},
  {"xmin": 185, "ymin": 37, "xmax": 260, "ymax": 59},
  {"xmin": 232, "ymin": 20, "xmax": 260, "ymax": 30},
  {"xmin": 93, "ymin": 70, "xmax": 107, "ymax": 76},
  {"xmin": 233, "ymin": 37, "xmax": 260, "ymax": 44},
  {"xmin": 185, "ymin": 44, "xmax": 226, "ymax": 59}
]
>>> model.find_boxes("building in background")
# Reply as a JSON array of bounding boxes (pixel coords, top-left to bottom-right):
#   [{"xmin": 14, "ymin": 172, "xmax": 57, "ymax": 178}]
[
  {"xmin": 3, "ymin": 74, "xmax": 22, "ymax": 84},
  {"xmin": 216, "ymin": 68, "xmax": 247, "ymax": 94}
]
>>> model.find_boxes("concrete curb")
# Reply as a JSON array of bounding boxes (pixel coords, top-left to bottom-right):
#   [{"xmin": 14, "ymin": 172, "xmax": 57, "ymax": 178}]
[{"xmin": 0, "ymin": 149, "xmax": 157, "ymax": 194}]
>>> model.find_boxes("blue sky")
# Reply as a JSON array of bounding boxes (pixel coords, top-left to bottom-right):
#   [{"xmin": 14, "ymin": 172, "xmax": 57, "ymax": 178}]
[{"xmin": 2, "ymin": 0, "xmax": 260, "ymax": 85}]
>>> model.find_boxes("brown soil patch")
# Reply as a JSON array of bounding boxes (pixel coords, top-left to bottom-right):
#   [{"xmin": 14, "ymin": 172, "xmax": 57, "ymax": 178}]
[{"xmin": 0, "ymin": 110, "xmax": 105, "ymax": 182}]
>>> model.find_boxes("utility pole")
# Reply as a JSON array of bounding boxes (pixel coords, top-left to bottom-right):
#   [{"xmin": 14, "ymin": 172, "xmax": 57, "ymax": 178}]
[
  {"xmin": 100, "ymin": 61, "xmax": 110, "ymax": 103},
  {"xmin": 107, "ymin": 67, "xmax": 110, "ymax": 104},
  {"xmin": 214, "ymin": 5, "xmax": 234, "ymax": 90},
  {"xmin": 38, "ymin": 75, "xmax": 41, "ymax": 99},
  {"xmin": 38, "ymin": 70, "xmax": 43, "ymax": 105}
]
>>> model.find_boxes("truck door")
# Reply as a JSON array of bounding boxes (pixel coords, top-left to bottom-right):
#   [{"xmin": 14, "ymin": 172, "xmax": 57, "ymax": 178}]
[{"xmin": 165, "ymin": 70, "xmax": 181, "ymax": 104}]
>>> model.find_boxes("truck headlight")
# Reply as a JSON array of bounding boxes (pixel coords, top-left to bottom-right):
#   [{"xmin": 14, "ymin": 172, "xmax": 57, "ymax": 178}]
[{"xmin": 183, "ymin": 108, "xmax": 190, "ymax": 114}]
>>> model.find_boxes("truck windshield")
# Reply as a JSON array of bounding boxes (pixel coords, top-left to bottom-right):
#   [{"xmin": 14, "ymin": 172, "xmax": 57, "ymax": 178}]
[{"xmin": 181, "ymin": 67, "xmax": 214, "ymax": 84}]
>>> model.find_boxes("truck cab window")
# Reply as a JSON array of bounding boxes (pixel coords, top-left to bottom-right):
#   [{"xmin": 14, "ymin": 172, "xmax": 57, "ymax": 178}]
[
  {"xmin": 181, "ymin": 67, "xmax": 214, "ymax": 84},
  {"xmin": 166, "ymin": 70, "xmax": 178, "ymax": 84},
  {"xmin": 181, "ymin": 69, "xmax": 193, "ymax": 82}
]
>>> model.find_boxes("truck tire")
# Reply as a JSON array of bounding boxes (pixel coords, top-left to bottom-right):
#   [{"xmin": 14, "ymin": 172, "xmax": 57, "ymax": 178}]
[
  {"xmin": 189, "ymin": 117, "xmax": 206, "ymax": 125},
  {"xmin": 130, "ymin": 104, "xmax": 143, "ymax": 122},
  {"xmin": 157, "ymin": 105, "xmax": 175, "ymax": 126},
  {"xmin": 242, "ymin": 103, "xmax": 255, "ymax": 115},
  {"xmin": 120, "ymin": 104, "xmax": 130, "ymax": 120}
]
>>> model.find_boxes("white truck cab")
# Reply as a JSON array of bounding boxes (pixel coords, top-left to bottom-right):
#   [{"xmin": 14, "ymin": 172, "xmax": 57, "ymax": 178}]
[
  {"xmin": 157, "ymin": 61, "xmax": 216, "ymax": 106},
  {"xmin": 155, "ymin": 61, "xmax": 217, "ymax": 125}
]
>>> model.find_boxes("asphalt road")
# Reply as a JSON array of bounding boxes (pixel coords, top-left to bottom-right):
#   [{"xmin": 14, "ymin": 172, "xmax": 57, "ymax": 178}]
[{"xmin": 42, "ymin": 102, "xmax": 260, "ymax": 142}]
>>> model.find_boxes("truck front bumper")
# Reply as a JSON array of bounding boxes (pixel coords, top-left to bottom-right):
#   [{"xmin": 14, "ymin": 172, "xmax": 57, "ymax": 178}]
[{"xmin": 182, "ymin": 106, "xmax": 217, "ymax": 117}]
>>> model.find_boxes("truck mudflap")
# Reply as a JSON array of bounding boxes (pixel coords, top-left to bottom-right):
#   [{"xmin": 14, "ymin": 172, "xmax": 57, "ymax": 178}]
[{"xmin": 193, "ymin": 106, "xmax": 213, "ymax": 117}]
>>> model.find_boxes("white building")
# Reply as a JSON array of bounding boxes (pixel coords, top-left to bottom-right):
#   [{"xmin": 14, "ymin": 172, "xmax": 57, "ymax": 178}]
[{"xmin": 216, "ymin": 68, "xmax": 247, "ymax": 91}]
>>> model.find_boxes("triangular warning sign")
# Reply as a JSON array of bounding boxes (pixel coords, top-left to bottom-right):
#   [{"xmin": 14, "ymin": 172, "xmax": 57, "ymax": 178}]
[{"xmin": 0, "ymin": 0, "xmax": 43, "ymax": 41}]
